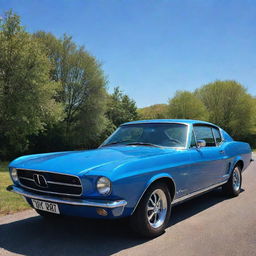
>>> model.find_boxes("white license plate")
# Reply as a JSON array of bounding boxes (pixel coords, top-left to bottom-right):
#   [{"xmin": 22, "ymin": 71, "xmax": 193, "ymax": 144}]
[{"xmin": 32, "ymin": 199, "xmax": 60, "ymax": 214}]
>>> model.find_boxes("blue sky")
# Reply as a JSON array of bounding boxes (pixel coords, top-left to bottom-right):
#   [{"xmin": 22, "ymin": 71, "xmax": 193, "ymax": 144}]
[{"xmin": 1, "ymin": 0, "xmax": 255, "ymax": 107}]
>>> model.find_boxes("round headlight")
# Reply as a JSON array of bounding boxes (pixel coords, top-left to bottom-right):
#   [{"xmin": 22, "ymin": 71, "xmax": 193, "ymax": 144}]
[
  {"xmin": 10, "ymin": 168, "xmax": 18, "ymax": 182},
  {"xmin": 96, "ymin": 177, "xmax": 111, "ymax": 195}
]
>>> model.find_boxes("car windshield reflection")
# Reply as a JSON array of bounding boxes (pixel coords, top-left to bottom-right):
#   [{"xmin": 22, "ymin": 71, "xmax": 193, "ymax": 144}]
[{"xmin": 102, "ymin": 123, "xmax": 188, "ymax": 148}]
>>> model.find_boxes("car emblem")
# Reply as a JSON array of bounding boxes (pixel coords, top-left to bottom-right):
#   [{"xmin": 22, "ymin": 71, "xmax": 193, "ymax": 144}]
[{"xmin": 33, "ymin": 174, "xmax": 48, "ymax": 188}]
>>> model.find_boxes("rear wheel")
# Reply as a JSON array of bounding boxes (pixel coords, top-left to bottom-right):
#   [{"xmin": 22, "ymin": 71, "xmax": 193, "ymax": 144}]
[
  {"xmin": 130, "ymin": 182, "xmax": 171, "ymax": 238},
  {"xmin": 222, "ymin": 165, "xmax": 242, "ymax": 197}
]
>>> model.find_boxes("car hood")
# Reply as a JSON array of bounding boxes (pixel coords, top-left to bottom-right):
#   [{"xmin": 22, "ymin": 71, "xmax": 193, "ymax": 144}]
[{"xmin": 10, "ymin": 146, "xmax": 177, "ymax": 175}]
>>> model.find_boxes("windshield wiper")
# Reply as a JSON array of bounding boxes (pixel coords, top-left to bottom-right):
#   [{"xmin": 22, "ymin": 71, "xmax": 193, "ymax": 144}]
[
  {"xmin": 102, "ymin": 141, "xmax": 161, "ymax": 148},
  {"xmin": 126, "ymin": 142, "xmax": 161, "ymax": 147}
]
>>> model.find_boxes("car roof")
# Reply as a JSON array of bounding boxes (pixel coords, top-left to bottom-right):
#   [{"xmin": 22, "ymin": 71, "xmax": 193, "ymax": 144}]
[{"xmin": 122, "ymin": 119, "xmax": 218, "ymax": 127}]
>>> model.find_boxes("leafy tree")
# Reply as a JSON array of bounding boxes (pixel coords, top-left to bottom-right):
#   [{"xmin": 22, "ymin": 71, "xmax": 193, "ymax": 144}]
[
  {"xmin": 195, "ymin": 80, "xmax": 255, "ymax": 139},
  {"xmin": 105, "ymin": 87, "xmax": 138, "ymax": 128},
  {"xmin": 34, "ymin": 31, "xmax": 108, "ymax": 148},
  {"xmin": 138, "ymin": 104, "xmax": 168, "ymax": 119},
  {"xmin": 0, "ymin": 11, "xmax": 63, "ymax": 158},
  {"xmin": 168, "ymin": 91, "xmax": 209, "ymax": 120},
  {"xmin": 32, "ymin": 31, "xmax": 62, "ymax": 82}
]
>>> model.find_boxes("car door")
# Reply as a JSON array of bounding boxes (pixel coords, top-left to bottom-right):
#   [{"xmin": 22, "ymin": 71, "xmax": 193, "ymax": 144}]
[{"xmin": 188, "ymin": 125, "xmax": 228, "ymax": 193}]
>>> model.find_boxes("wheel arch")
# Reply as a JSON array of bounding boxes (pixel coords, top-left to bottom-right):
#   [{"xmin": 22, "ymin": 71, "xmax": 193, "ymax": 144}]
[
  {"xmin": 131, "ymin": 173, "xmax": 176, "ymax": 215},
  {"xmin": 234, "ymin": 159, "xmax": 244, "ymax": 171},
  {"xmin": 231, "ymin": 154, "xmax": 244, "ymax": 171}
]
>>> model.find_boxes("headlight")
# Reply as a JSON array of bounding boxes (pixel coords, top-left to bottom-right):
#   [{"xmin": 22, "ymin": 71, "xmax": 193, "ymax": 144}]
[
  {"xmin": 96, "ymin": 177, "xmax": 111, "ymax": 195},
  {"xmin": 10, "ymin": 168, "xmax": 18, "ymax": 183}
]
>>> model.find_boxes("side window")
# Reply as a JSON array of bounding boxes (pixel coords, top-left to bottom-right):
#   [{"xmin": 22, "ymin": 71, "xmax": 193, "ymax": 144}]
[
  {"xmin": 194, "ymin": 126, "xmax": 216, "ymax": 147},
  {"xmin": 190, "ymin": 131, "xmax": 197, "ymax": 147},
  {"xmin": 212, "ymin": 127, "xmax": 222, "ymax": 145}
]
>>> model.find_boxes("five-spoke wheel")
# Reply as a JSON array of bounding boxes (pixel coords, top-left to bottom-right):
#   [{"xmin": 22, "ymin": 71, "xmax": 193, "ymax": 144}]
[
  {"xmin": 223, "ymin": 165, "xmax": 242, "ymax": 197},
  {"xmin": 147, "ymin": 189, "xmax": 167, "ymax": 229},
  {"xmin": 130, "ymin": 182, "xmax": 171, "ymax": 237},
  {"xmin": 232, "ymin": 167, "xmax": 241, "ymax": 192}
]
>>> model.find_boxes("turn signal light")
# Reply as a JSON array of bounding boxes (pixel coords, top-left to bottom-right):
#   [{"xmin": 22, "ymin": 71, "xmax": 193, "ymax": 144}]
[{"xmin": 96, "ymin": 208, "xmax": 108, "ymax": 216}]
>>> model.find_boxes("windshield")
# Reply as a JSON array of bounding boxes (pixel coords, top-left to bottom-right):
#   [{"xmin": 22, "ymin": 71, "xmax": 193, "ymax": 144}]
[{"xmin": 101, "ymin": 123, "xmax": 188, "ymax": 148}]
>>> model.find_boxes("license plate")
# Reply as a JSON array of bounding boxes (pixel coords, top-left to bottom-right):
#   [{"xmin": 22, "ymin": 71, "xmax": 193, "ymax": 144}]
[{"xmin": 32, "ymin": 199, "xmax": 60, "ymax": 214}]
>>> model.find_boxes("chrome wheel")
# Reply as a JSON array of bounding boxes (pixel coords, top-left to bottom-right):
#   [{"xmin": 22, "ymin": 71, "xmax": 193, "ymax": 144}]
[
  {"xmin": 232, "ymin": 167, "xmax": 241, "ymax": 192},
  {"xmin": 147, "ymin": 189, "xmax": 167, "ymax": 229}
]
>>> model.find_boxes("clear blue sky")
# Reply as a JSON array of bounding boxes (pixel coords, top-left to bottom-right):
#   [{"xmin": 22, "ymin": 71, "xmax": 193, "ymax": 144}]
[{"xmin": 1, "ymin": 0, "xmax": 255, "ymax": 107}]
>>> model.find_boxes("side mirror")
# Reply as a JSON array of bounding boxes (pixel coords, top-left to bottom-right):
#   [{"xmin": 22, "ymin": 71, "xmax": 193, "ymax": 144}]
[{"xmin": 197, "ymin": 139, "xmax": 206, "ymax": 148}]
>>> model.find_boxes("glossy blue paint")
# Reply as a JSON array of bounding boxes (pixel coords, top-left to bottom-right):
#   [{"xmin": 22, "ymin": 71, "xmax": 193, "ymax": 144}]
[{"xmin": 8, "ymin": 119, "xmax": 252, "ymax": 218}]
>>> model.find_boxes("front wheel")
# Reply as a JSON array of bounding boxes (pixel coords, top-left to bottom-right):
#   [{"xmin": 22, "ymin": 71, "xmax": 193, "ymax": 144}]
[
  {"xmin": 130, "ymin": 182, "xmax": 171, "ymax": 238},
  {"xmin": 222, "ymin": 165, "xmax": 242, "ymax": 197}
]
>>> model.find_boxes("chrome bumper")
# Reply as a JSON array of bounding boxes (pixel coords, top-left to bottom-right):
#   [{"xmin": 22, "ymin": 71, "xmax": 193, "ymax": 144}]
[{"xmin": 7, "ymin": 185, "xmax": 127, "ymax": 209}]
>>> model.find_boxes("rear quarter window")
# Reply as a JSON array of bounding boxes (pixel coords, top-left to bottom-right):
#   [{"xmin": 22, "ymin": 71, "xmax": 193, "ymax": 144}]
[{"xmin": 212, "ymin": 127, "xmax": 222, "ymax": 145}]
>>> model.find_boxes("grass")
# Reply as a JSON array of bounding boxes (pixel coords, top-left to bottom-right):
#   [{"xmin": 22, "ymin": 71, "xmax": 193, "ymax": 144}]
[{"xmin": 0, "ymin": 162, "xmax": 29, "ymax": 215}]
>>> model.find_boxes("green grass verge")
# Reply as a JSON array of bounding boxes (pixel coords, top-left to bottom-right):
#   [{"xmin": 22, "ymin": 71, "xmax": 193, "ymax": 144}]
[{"xmin": 0, "ymin": 162, "xmax": 29, "ymax": 215}]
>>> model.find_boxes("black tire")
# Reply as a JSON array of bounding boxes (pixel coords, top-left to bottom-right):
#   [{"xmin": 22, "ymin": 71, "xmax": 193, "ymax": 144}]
[
  {"xmin": 222, "ymin": 165, "xmax": 242, "ymax": 197},
  {"xmin": 35, "ymin": 209, "xmax": 60, "ymax": 218},
  {"xmin": 129, "ymin": 182, "xmax": 171, "ymax": 238}
]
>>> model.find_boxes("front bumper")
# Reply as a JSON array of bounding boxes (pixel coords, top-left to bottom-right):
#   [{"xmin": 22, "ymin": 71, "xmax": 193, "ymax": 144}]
[{"xmin": 7, "ymin": 185, "xmax": 127, "ymax": 218}]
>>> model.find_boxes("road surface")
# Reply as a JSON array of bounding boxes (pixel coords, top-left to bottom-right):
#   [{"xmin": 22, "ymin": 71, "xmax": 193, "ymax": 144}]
[{"xmin": 0, "ymin": 158, "xmax": 255, "ymax": 256}]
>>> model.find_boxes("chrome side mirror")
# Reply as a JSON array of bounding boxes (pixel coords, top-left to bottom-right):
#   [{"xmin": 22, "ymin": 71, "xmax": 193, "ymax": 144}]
[{"xmin": 197, "ymin": 139, "xmax": 206, "ymax": 148}]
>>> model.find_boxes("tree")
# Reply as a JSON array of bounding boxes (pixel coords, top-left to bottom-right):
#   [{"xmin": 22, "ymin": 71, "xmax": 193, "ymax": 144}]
[
  {"xmin": 138, "ymin": 104, "xmax": 168, "ymax": 119},
  {"xmin": 0, "ymin": 11, "xmax": 63, "ymax": 158},
  {"xmin": 168, "ymin": 91, "xmax": 209, "ymax": 120},
  {"xmin": 105, "ymin": 87, "xmax": 138, "ymax": 128},
  {"xmin": 34, "ymin": 31, "xmax": 108, "ymax": 148},
  {"xmin": 195, "ymin": 80, "xmax": 255, "ymax": 139}
]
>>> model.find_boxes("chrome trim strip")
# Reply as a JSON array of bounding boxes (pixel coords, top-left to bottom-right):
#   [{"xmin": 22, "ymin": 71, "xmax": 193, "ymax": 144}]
[
  {"xmin": 47, "ymin": 181, "xmax": 81, "ymax": 187},
  {"xmin": 16, "ymin": 168, "xmax": 83, "ymax": 197},
  {"xmin": 16, "ymin": 167, "xmax": 82, "ymax": 181},
  {"xmin": 7, "ymin": 185, "xmax": 127, "ymax": 208},
  {"xmin": 19, "ymin": 177, "xmax": 34, "ymax": 182},
  {"xmin": 172, "ymin": 181, "xmax": 227, "ymax": 205},
  {"xmin": 19, "ymin": 177, "xmax": 82, "ymax": 187}
]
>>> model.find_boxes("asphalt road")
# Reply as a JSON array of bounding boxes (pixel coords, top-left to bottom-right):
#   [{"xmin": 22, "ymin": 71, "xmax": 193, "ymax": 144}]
[{"xmin": 1, "ymin": 158, "xmax": 256, "ymax": 256}]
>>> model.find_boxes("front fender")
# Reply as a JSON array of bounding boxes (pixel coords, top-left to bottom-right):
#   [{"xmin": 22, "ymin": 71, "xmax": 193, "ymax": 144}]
[{"xmin": 130, "ymin": 172, "xmax": 176, "ymax": 215}]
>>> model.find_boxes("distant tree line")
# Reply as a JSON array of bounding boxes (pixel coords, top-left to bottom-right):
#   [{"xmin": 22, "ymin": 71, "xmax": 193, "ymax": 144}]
[
  {"xmin": 139, "ymin": 81, "xmax": 256, "ymax": 146},
  {"xmin": 0, "ymin": 11, "xmax": 255, "ymax": 160}
]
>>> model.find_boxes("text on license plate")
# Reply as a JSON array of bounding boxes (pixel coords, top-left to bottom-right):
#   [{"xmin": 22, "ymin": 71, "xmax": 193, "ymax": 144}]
[{"xmin": 32, "ymin": 199, "xmax": 60, "ymax": 214}]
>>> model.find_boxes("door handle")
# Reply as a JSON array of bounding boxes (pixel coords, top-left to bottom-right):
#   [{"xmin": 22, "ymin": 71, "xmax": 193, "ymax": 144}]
[{"xmin": 219, "ymin": 150, "xmax": 225, "ymax": 154}]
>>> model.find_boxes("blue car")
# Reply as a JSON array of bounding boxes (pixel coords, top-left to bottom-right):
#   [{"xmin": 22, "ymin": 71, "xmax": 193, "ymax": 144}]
[{"xmin": 7, "ymin": 119, "xmax": 252, "ymax": 237}]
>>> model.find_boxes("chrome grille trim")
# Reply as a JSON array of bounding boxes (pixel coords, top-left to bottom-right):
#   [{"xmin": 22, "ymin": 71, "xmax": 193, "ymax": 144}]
[
  {"xmin": 47, "ymin": 180, "xmax": 81, "ymax": 187},
  {"xmin": 19, "ymin": 177, "xmax": 34, "ymax": 182},
  {"xmin": 16, "ymin": 168, "xmax": 83, "ymax": 197},
  {"xmin": 16, "ymin": 183, "xmax": 83, "ymax": 197}
]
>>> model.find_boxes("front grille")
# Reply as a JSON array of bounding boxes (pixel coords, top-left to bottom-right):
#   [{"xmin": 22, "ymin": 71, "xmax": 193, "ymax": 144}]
[{"xmin": 17, "ymin": 169, "xmax": 82, "ymax": 197}]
